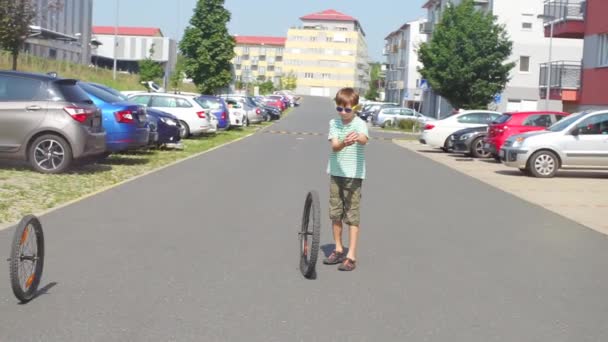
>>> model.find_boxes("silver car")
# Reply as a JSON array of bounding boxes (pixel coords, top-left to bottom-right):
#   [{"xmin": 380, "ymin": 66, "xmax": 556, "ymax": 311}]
[
  {"xmin": 0, "ymin": 71, "xmax": 106, "ymax": 173},
  {"xmin": 500, "ymin": 110, "xmax": 608, "ymax": 177}
]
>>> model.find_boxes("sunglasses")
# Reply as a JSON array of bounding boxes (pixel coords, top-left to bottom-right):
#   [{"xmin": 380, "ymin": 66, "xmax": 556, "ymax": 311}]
[{"xmin": 336, "ymin": 106, "xmax": 353, "ymax": 113}]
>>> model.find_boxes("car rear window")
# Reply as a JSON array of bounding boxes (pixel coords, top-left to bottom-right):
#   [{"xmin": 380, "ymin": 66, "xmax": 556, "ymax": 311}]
[
  {"xmin": 50, "ymin": 80, "xmax": 92, "ymax": 103},
  {"xmin": 493, "ymin": 114, "xmax": 512, "ymax": 124},
  {"xmin": 78, "ymin": 82, "xmax": 123, "ymax": 103},
  {"xmin": 194, "ymin": 97, "xmax": 222, "ymax": 110}
]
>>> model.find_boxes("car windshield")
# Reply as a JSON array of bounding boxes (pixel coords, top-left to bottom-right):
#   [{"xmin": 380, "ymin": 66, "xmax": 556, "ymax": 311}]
[
  {"xmin": 91, "ymin": 84, "xmax": 128, "ymax": 101},
  {"xmin": 548, "ymin": 112, "xmax": 585, "ymax": 132},
  {"xmin": 79, "ymin": 82, "xmax": 123, "ymax": 103},
  {"xmin": 493, "ymin": 114, "xmax": 512, "ymax": 124}
]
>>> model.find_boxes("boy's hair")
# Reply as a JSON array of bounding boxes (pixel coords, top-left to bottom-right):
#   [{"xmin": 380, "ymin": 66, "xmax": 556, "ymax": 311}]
[{"xmin": 334, "ymin": 88, "xmax": 359, "ymax": 107}]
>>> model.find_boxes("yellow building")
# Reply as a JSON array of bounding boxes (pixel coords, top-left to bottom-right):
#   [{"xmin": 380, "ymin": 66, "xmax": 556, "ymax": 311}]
[
  {"xmin": 284, "ymin": 9, "xmax": 370, "ymax": 97},
  {"xmin": 232, "ymin": 36, "xmax": 286, "ymax": 86}
]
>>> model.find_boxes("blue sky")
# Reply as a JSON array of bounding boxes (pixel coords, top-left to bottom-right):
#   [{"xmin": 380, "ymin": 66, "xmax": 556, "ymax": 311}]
[{"xmin": 93, "ymin": 0, "xmax": 426, "ymax": 62}]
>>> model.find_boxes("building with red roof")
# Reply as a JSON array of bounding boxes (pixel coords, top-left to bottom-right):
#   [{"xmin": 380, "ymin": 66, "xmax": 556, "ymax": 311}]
[{"xmin": 232, "ymin": 35, "xmax": 286, "ymax": 86}]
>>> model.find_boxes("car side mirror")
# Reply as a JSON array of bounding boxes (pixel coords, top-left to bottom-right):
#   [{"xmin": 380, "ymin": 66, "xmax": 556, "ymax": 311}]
[{"xmin": 571, "ymin": 127, "xmax": 580, "ymax": 136}]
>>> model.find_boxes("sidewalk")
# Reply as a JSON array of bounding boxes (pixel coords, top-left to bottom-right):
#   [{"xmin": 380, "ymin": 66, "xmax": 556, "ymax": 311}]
[{"xmin": 395, "ymin": 140, "xmax": 608, "ymax": 235}]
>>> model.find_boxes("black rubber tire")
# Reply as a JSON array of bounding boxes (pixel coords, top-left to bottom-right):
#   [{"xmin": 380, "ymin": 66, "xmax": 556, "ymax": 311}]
[
  {"xmin": 527, "ymin": 150, "xmax": 559, "ymax": 178},
  {"xmin": 470, "ymin": 136, "xmax": 491, "ymax": 158},
  {"xmin": 441, "ymin": 137, "xmax": 451, "ymax": 152},
  {"xmin": 383, "ymin": 120, "xmax": 393, "ymax": 128},
  {"xmin": 179, "ymin": 121, "xmax": 190, "ymax": 138},
  {"xmin": 9, "ymin": 215, "xmax": 44, "ymax": 303},
  {"xmin": 28, "ymin": 134, "xmax": 73, "ymax": 174},
  {"xmin": 245, "ymin": 117, "xmax": 250, "ymax": 127},
  {"xmin": 299, "ymin": 190, "xmax": 320, "ymax": 279}
]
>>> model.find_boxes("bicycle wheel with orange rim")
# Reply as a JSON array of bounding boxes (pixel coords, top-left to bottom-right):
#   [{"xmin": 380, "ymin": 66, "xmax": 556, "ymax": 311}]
[
  {"xmin": 9, "ymin": 215, "xmax": 45, "ymax": 303},
  {"xmin": 299, "ymin": 191, "xmax": 320, "ymax": 279}
]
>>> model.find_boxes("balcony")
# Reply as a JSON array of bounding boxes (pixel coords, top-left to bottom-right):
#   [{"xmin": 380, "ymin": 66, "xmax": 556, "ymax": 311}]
[
  {"xmin": 421, "ymin": 22, "xmax": 433, "ymax": 34},
  {"xmin": 539, "ymin": 61, "xmax": 581, "ymax": 102},
  {"xmin": 542, "ymin": 0, "xmax": 586, "ymax": 39}
]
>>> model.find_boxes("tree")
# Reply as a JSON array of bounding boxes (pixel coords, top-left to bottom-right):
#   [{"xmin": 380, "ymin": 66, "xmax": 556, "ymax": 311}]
[
  {"xmin": 418, "ymin": 0, "xmax": 515, "ymax": 109},
  {"xmin": 180, "ymin": 0, "xmax": 235, "ymax": 94},
  {"xmin": 138, "ymin": 44, "xmax": 164, "ymax": 85},
  {"xmin": 257, "ymin": 80, "xmax": 274, "ymax": 94},
  {"xmin": 0, "ymin": 0, "xmax": 36, "ymax": 70},
  {"xmin": 281, "ymin": 70, "xmax": 297, "ymax": 91},
  {"xmin": 365, "ymin": 62, "xmax": 381, "ymax": 100}
]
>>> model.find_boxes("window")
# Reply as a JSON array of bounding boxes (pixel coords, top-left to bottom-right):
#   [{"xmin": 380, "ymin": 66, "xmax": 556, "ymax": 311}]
[
  {"xmin": 326, "ymin": 37, "xmax": 333, "ymax": 42},
  {"xmin": 150, "ymin": 96, "xmax": 177, "ymax": 108},
  {"xmin": 523, "ymin": 114, "xmax": 552, "ymax": 127},
  {"xmin": 522, "ymin": 22, "xmax": 533, "ymax": 30},
  {"xmin": 304, "ymin": 72, "xmax": 314, "ymax": 79},
  {"xmin": 235, "ymin": 56, "xmax": 241, "ymax": 63},
  {"xmin": 399, "ymin": 109, "xmax": 414, "ymax": 116},
  {"xmin": 575, "ymin": 114, "xmax": 608, "ymax": 135},
  {"xmin": 130, "ymin": 95, "xmax": 151, "ymax": 106},
  {"xmin": 242, "ymin": 47, "xmax": 249, "ymax": 54},
  {"xmin": 259, "ymin": 48, "xmax": 266, "ymax": 55},
  {"xmin": 599, "ymin": 33, "xmax": 608, "ymax": 66},
  {"xmin": 235, "ymin": 64, "xmax": 241, "ymax": 70},
  {"xmin": 519, "ymin": 56, "xmax": 530, "ymax": 72},
  {"xmin": 322, "ymin": 73, "xmax": 331, "ymax": 80},
  {"xmin": 457, "ymin": 113, "xmax": 491, "ymax": 124},
  {"xmin": 259, "ymin": 67, "xmax": 266, "ymax": 75},
  {"xmin": 310, "ymin": 36, "xmax": 316, "ymax": 42},
  {"xmin": 0, "ymin": 76, "xmax": 44, "ymax": 101},
  {"xmin": 345, "ymin": 38, "xmax": 353, "ymax": 43}
]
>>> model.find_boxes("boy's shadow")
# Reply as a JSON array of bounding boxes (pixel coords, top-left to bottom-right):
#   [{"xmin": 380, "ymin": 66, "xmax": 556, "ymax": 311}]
[{"xmin": 321, "ymin": 244, "xmax": 349, "ymax": 257}]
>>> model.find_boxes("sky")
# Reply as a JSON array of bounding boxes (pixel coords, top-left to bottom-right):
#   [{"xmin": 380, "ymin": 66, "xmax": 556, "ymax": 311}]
[{"xmin": 93, "ymin": 0, "xmax": 427, "ymax": 62}]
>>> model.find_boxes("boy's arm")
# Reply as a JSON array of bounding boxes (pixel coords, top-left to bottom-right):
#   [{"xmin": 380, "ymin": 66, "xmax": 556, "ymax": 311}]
[{"xmin": 331, "ymin": 138, "xmax": 349, "ymax": 152}]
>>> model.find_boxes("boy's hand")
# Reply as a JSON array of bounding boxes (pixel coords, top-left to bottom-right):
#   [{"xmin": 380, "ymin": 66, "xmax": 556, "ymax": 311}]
[{"xmin": 344, "ymin": 132, "xmax": 359, "ymax": 145}]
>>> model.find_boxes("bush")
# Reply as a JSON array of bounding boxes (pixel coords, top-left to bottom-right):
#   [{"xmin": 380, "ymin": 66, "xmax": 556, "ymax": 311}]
[{"xmin": 397, "ymin": 119, "xmax": 416, "ymax": 131}]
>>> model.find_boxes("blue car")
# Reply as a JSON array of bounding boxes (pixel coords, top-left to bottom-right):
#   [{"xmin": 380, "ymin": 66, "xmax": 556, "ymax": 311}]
[
  {"xmin": 78, "ymin": 82, "xmax": 149, "ymax": 153},
  {"xmin": 85, "ymin": 83, "xmax": 181, "ymax": 147},
  {"xmin": 194, "ymin": 95, "xmax": 230, "ymax": 129}
]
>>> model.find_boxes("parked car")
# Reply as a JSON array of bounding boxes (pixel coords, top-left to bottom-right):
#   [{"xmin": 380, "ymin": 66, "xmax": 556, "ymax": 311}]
[
  {"xmin": 224, "ymin": 98, "xmax": 246, "ymax": 127},
  {"xmin": 220, "ymin": 95, "xmax": 264, "ymax": 124},
  {"xmin": 128, "ymin": 93, "xmax": 215, "ymax": 137},
  {"xmin": 448, "ymin": 126, "xmax": 491, "ymax": 158},
  {"xmin": 78, "ymin": 82, "xmax": 150, "ymax": 156},
  {"xmin": 0, "ymin": 71, "xmax": 106, "ymax": 173},
  {"xmin": 369, "ymin": 103, "xmax": 400, "ymax": 124},
  {"xmin": 267, "ymin": 95, "xmax": 290, "ymax": 109},
  {"xmin": 483, "ymin": 111, "xmax": 570, "ymax": 160},
  {"xmin": 273, "ymin": 90, "xmax": 300, "ymax": 106},
  {"xmin": 260, "ymin": 96, "xmax": 285, "ymax": 111},
  {"xmin": 376, "ymin": 107, "xmax": 435, "ymax": 128},
  {"xmin": 144, "ymin": 108, "xmax": 182, "ymax": 147},
  {"xmin": 419, "ymin": 110, "xmax": 500, "ymax": 151},
  {"xmin": 250, "ymin": 96, "xmax": 281, "ymax": 121},
  {"xmin": 194, "ymin": 95, "xmax": 230, "ymax": 129},
  {"xmin": 500, "ymin": 110, "xmax": 608, "ymax": 178}
]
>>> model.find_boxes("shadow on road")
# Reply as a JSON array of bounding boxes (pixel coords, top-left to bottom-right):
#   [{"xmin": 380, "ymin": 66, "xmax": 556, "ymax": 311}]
[
  {"xmin": 495, "ymin": 169, "xmax": 608, "ymax": 179},
  {"xmin": 17, "ymin": 281, "xmax": 58, "ymax": 305}
]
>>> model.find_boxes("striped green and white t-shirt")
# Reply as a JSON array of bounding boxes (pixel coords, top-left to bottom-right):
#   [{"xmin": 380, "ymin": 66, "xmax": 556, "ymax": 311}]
[{"xmin": 327, "ymin": 116, "xmax": 369, "ymax": 179}]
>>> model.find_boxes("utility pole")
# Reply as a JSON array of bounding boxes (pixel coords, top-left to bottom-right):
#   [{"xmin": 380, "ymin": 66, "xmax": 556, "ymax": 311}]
[{"xmin": 112, "ymin": 0, "xmax": 119, "ymax": 80}]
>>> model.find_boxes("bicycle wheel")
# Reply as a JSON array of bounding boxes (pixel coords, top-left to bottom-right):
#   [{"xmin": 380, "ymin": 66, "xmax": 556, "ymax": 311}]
[
  {"xmin": 9, "ymin": 215, "xmax": 45, "ymax": 303},
  {"xmin": 299, "ymin": 190, "xmax": 320, "ymax": 279}
]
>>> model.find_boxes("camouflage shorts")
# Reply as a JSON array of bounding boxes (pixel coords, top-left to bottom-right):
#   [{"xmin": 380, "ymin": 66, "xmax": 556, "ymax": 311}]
[{"xmin": 329, "ymin": 176, "xmax": 363, "ymax": 226}]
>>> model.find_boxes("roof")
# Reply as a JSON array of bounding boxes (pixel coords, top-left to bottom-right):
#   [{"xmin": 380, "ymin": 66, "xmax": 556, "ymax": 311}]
[
  {"xmin": 422, "ymin": 0, "xmax": 440, "ymax": 9},
  {"xmin": 300, "ymin": 9, "xmax": 356, "ymax": 22},
  {"xmin": 385, "ymin": 19, "xmax": 427, "ymax": 40},
  {"xmin": 92, "ymin": 26, "xmax": 163, "ymax": 37},
  {"xmin": 234, "ymin": 36, "xmax": 286, "ymax": 46}
]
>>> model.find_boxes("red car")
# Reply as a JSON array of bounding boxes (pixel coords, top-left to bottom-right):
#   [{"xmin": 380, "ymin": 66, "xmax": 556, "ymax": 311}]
[
  {"xmin": 483, "ymin": 111, "xmax": 570, "ymax": 159},
  {"xmin": 262, "ymin": 97, "xmax": 285, "ymax": 111}
]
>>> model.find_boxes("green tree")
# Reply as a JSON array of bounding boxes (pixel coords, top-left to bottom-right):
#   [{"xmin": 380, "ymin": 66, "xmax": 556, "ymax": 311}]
[
  {"xmin": 138, "ymin": 44, "xmax": 164, "ymax": 86},
  {"xmin": 281, "ymin": 70, "xmax": 297, "ymax": 91},
  {"xmin": 365, "ymin": 62, "xmax": 381, "ymax": 100},
  {"xmin": 0, "ymin": 0, "xmax": 36, "ymax": 70},
  {"xmin": 180, "ymin": 0, "xmax": 235, "ymax": 94},
  {"xmin": 418, "ymin": 0, "xmax": 514, "ymax": 109},
  {"xmin": 257, "ymin": 80, "xmax": 274, "ymax": 94}
]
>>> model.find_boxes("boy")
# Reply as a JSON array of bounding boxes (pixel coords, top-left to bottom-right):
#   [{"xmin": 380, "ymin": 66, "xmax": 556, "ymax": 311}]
[{"xmin": 323, "ymin": 88, "xmax": 368, "ymax": 271}]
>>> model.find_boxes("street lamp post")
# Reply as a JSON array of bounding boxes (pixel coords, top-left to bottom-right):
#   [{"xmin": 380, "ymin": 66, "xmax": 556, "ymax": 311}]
[
  {"xmin": 112, "ymin": 0, "xmax": 119, "ymax": 80},
  {"xmin": 538, "ymin": 14, "xmax": 555, "ymax": 110}
]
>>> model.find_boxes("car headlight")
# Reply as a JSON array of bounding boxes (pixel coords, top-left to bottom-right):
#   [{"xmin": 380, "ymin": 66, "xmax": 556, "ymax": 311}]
[
  {"xmin": 159, "ymin": 117, "xmax": 177, "ymax": 126},
  {"xmin": 459, "ymin": 133, "xmax": 473, "ymax": 141},
  {"xmin": 511, "ymin": 136, "xmax": 526, "ymax": 147}
]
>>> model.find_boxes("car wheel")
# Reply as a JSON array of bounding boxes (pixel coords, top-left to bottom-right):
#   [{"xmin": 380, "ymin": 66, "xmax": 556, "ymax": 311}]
[
  {"xmin": 527, "ymin": 150, "xmax": 559, "ymax": 178},
  {"xmin": 245, "ymin": 117, "xmax": 250, "ymax": 127},
  {"xmin": 470, "ymin": 137, "xmax": 491, "ymax": 158},
  {"xmin": 28, "ymin": 134, "xmax": 73, "ymax": 174},
  {"xmin": 441, "ymin": 137, "xmax": 451, "ymax": 152},
  {"xmin": 383, "ymin": 120, "xmax": 393, "ymax": 128},
  {"xmin": 179, "ymin": 121, "xmax": 190, "ymax": 138}
]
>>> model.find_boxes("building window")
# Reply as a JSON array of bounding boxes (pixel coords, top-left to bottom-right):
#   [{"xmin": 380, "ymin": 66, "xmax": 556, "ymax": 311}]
[
  {"xmin": 310, "ymin": 36, "xmax": 316, "ymax": 42},
  {"xmin": 259, "ymin": 67, "xmax": 266, "ymax": 75},
  {"xmin": 304, "ymin": 72, "xmax": 314, "ymax": 79},
  {"xmin": 345, "ymin": 38, "xmax": 353, "ymax": 43},
  {"xmin": 259, "ymin": 48, "xmax": 266, "ymax": 55},
  {"xmin": 599, "ymin": 33, "xmax": 608, "ymax": 67},
  {"xmin": 519, "ymin": 56, "xmax": 530, "ymax": 72},
  {"xmin": 522, "ymin": 22, "xmax": 532, "ymax": 30},
  {"xmin": 243, "ymin": 47, "xmax": 249, "ymax": 54},
  {"xmin": 322, "ymin": 73, "xmax": 331, "ymax": 80}
]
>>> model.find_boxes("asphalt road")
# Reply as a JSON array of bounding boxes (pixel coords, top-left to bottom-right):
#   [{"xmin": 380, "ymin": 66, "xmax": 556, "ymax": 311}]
[{"xmin": 1, "ymin": 96, "xmax": 608, "ymax": 341}]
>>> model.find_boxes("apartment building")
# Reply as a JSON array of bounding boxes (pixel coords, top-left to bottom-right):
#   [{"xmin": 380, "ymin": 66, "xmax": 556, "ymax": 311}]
[
  {"xmin": 24, "ymin": 0, "xmax": 93, "ymax": 65},
  {"xmin": 283, "ymin": 9, "xmax": 370, "ymax": 97},
  {"xmin": 421, "ymin": 0, "xmax": 583, "ymax": 118},
  {"xmin": 232, "ymin": 36, "xmax": 286, "ymax": 86},
  {"xmin": 91, "ymin": 26, "xmax": 177, "ymax": 75},
  {"xmin": 383, "ymin": 18, "xmax": 428, "ymax": 109},
  {"xmin": 540, "ymin": 0, "xmax": 608, "ymax": 112}
]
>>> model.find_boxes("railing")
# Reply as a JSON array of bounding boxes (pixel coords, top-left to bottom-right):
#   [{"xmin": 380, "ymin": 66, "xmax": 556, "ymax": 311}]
[
  {"xmin": 543, "ymin": 0, "xmax": 585, "ymax": 22},
  {"xmin": 539, "ymin": 60, "xmax": 581, "ymax": 89}
]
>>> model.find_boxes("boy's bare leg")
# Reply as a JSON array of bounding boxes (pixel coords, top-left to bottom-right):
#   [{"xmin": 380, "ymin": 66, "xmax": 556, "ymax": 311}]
[
  {"xmin": 332, "ymin": 220, "xmax": 344, "ymax": 252},
  {"xmin": 346, "ymin": 225, "xmax": 359, "ymax": 261}
]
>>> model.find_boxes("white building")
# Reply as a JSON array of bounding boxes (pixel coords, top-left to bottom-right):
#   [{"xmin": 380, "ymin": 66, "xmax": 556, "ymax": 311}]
[
  {"xmin": 383, "ymin": 18, "xmax": 428, "ymax": 109},
  {"xmin": 421, "ymin": 0, "xmax": 583, "ymax": 117},
  {"xmin": 25, "ymin": 0, "xmax": 94, "ymax": 65},
  {"xmin": 91, "ymin": 26, "xmax": 177, "ymax": 76}
]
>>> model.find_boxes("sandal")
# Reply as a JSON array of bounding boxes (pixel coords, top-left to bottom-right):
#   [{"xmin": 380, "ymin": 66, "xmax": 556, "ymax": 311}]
[
  {"xmin": 323, "ymin": 250, "xmax": 346, "ymax": 265},
  {"xmin": 338, "ymin": 258, "xmax": 356, "ymax": 271}
]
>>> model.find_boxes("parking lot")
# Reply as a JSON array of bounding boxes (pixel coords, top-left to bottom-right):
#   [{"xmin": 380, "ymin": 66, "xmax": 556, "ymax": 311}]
[{"xmin": 395, "ymin": 140, "xmax": 608, "ymax": 235}]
